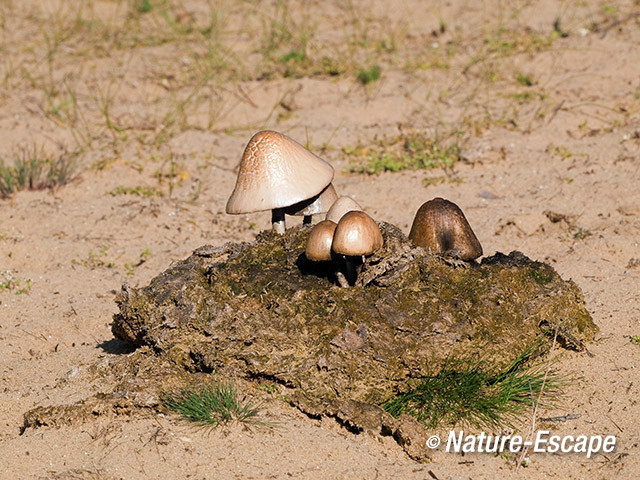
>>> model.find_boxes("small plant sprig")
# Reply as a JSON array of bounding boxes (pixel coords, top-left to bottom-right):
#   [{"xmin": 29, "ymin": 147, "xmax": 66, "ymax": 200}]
[
  {"xmin": 71, "ymin": 247, "xmax": 115, "ymax": 269},
  {"xmin": 0, "ymin": 270, "xmax": 32, "ymax": 295},
  {"xmin": 124, "ymin": 248, "xmax": 151, "ymax": 276},
  {"xmin": 163, "ymin": 383, "xmax": 264, "ymax": 428},
  {"xmin": 383, "ymin": 344, "xmax": 563, "ymax": 429},
  {"xmin": 356, "ymin": 65, "xmax": 381, "ymax": 85},
  {"xmin": 0, "ymin": 145, "xmax": 79, "ymax": 198}
]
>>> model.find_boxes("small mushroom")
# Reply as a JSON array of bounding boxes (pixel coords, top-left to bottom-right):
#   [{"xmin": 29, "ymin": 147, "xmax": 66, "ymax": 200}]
[
  {"xmin": 226, "ymin": 130, "xmax": 334, "ymax": 234},
  {"xmin": 325, "ymin": 195, "xmax": 363, "ymax": 224},
  {"xmin": 305, "ymin": 220, "xmax": 337, "ymax": 261},
  {"xmin": 305, "ymin": 219, "xmax": 350, "ymax": 288},
  {"xmin": 332, "ymin": 211, "xmax": 383, "ymax": 286},
  {"xmin": 285, "ymin": 183, "xmax": 338, "ymax": 227},
  {"xmin": 408, "ymin": 197, "xmax": 482, "ymax": 261}
]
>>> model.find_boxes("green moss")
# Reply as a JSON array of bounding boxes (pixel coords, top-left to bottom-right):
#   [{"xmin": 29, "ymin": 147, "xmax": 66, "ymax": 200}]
[{"xmin": 528, "ymin": 264, "xmax": 555, "ymax": 285}]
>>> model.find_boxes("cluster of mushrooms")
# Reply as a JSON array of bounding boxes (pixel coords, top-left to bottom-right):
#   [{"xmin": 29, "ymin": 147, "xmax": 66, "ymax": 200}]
[{"xmin": 226, "ymin": 130, "xmax": 482, "ymax": 287}]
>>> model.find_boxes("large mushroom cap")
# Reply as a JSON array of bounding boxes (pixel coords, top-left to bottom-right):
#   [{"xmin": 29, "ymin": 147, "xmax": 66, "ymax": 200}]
[
  {"xmin": 226, "ymin": 130, "xmax": 334, "ymax": 214},
  {"xmin": 332, "ymin": 211, "xmax": 383, "ymax": 256},
  {"xmin": 408, "ymin": 197, "xmax": 483, "ymax": 260},
  {"xmin": 285, "ymin": 183, "xmax": 338, "ymax": 217},
  {"xmin": 305, "ymin": 220, "xmax": 337, "ymax": 261},
  {"xmin": 325, "ymin": 195, "xmax": 363, "ymax": 223}
]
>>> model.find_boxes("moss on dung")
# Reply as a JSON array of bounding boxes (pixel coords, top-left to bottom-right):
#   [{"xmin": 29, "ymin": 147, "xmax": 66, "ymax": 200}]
[{"xmin": 113, "ymin": 224, "xmax": 596, "ymax": 405}]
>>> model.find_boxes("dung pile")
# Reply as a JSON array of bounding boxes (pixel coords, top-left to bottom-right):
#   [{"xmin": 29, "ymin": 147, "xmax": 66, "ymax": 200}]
[
  {"xmin": 113, "ymin": 223, "xmax": 596, "ymax": 405},
  {"xmin": 24, "ymin": 223, "xmax": 597, "ymax": 461}
]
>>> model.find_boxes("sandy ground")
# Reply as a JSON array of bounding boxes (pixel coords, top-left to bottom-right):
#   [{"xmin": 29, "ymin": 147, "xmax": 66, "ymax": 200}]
[{"xmin": 1, "ymin": 0, "xmax": 639, "ymax": 478}]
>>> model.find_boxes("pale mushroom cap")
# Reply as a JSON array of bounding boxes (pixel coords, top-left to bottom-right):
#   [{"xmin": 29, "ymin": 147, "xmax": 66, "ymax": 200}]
[
  {"xmin": 332, "ymin": 211, "xmax": 383, "ymax": 256},
  {"xmin": 325, "ymin": 195, "xmax": 363, "ymax": 223},
  {"xmin": 305, "ymin": 220, "xmax": 337, "ymax": 261},
  {"xmin": 285, "ymin": 183, "xmax": 338, "ymax": 217},
  {"xmin": 226, "ymin": 130, "xmax": 334, "ymax": 214},
  {"xmin": 408, "ymin": 197, "xmax": 483, "ymax": 260}
]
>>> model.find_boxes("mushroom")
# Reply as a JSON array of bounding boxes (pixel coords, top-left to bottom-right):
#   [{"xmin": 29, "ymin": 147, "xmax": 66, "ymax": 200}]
[
  {"xmin": 305, "ymin": 220, "xmax": 337, "ymax": 261},
  {"xmin": 332, "ymin": 211, "xmax": 383, "ymax": 286},
  {"xmin": 226, "ymin": 130, "xmax": 334, "ymax": 234},
  {"xmin": 325, "ymin": 195, "xmax": 363, "ymax": 224},
  {"xmin": 408, "ymin": 197, "xmax": 483, "ymax": 261},
  {"xmin": 285, "ymin": 183, "xmax": 338, "ymax": 227},
  {"xmin": 305, "ymin": 219, "xmax": 349, "ymax": 287}
]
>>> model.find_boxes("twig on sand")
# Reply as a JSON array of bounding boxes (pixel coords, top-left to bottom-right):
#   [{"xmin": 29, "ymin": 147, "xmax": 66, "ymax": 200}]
[{"xmin": 539, "ymin": 413, "xmax": 581, "ymax": 422}]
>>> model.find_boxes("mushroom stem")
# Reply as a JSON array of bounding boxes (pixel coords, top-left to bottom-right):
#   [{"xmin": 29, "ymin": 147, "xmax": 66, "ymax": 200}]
[
  {"xmin": 336, "ymin": 270, "xmax": 350, "ymax": 288},
  {"xmin": 343, "ymin": 256, "xmax": 356, "ymax": 286},
  {"xmin": 271, "ymin": 208, "xmax": 286, "ymax": 234},
  {"xmin": 302, "ymin": 215, "xmax": 313, "ymax": 227}
]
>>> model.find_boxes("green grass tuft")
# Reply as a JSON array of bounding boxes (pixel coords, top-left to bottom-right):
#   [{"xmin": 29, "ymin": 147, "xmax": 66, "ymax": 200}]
[
  {"xmin": 163, "ymin": 383, "xmax": 264, "ymax": 428},
  {"xmin": 356, "ymin": 65, "xmax": 381, "ymax": 84},
  {"xmin": 0, "ymin": 145, "xmax": 79, "ymax": 198},
  {"xmin": 135, "ymin": 0, "xmax": 153, "ymax": 14},
  {"xmin": 280, "ymin": 50, "xmax": 306, "ymax": 64},
  {"xmin": 383, "ymin": 345, "xmax": 563, "ymax": 429},
  {"xmin": 516, "ymin": 73, "xmax": 534, "ymax": 86},
  {"xmin": 345, "ymin": 131, "xmax": 460, "ymax": 175}
]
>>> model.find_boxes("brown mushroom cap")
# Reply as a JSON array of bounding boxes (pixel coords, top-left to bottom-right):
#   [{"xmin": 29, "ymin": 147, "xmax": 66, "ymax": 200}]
[
  {"xmin": 226, "ymin": 130, "xmax": 334, "ymax": 214},
  {"xmin": 305, "ymin": 220, "xmax": 337, "ymax": 261},
  {"xmin": 285, "ymin": 183, "xmax": 338, "ymax": 217},
  {"xmin": 332, "ymin": 211, "xmax": 383, "ymax": 256},
  {"xmin": 325, "ymin": 195, "xmax": 363, "ymax": 224},
  {"xmin": 408, "ymin": 197, "xmax": 483, "ymax": 260}
]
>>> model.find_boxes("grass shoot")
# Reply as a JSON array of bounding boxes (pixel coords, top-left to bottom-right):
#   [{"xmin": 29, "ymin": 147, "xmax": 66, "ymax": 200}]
[
  {"xmin": 163, "ymin": 383, "xmax": 264, "ymax": 428},
  {"xmin": 383, "ymin": 345, "xmax": 564, "ymax": 429}
]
